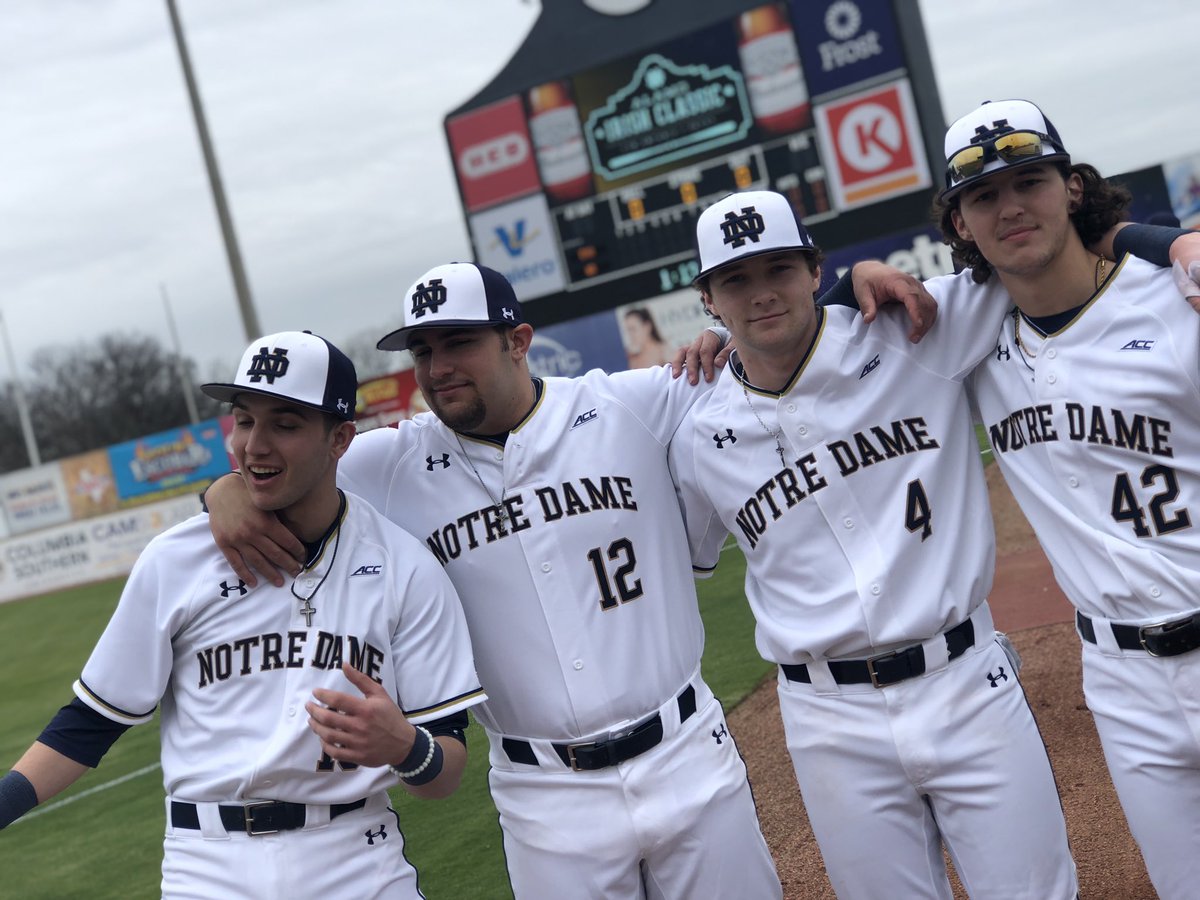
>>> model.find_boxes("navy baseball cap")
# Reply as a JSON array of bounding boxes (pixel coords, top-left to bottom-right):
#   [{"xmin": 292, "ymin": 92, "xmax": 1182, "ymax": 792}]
[
  {"xmin": 693, "ymin": 190, "xmax": 816, "ymax": 280},
  {"xmin": 377, "ymin": 262, "xmax": 524, "ymax": 351},
  {"xmin": 202, "ymin": 330, "xmax": 358, "ymax": 421},
  {"xmin": 940, "ymin": 99, "xmax": 1070, "ymax": 202}
]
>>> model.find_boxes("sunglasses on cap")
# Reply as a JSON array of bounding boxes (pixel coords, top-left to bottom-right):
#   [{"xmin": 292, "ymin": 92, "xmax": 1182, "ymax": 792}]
[{"xmin": 946, "ymin": 130, "xmax": 1061, "ymax": 185}]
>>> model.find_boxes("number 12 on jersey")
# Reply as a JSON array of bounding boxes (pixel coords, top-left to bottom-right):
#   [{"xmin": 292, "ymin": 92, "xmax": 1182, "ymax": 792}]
[{"xmin": 588, "ymin": 538, "xmax": 644, "ymax": 610}]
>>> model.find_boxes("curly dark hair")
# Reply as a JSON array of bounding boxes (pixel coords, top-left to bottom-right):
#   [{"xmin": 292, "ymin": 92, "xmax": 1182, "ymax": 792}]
[{"xmin": 931, "ymin": 163, "xmax": 1131, "ymax": 284}]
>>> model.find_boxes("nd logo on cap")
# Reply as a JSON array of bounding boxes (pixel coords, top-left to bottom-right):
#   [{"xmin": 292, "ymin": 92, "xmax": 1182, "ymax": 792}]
[
  {"xmin": 694, "ymin": 190, "xmax": 815, "ymax": 279},
  {"xmin": 377, "ymin": 262, "xmax": 525, "ymax": 350}
]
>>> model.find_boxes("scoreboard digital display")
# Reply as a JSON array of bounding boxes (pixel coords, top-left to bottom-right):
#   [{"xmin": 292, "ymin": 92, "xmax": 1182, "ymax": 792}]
[{"xmin": 446, "ymin": 0, "xmax": 939, "ymax": 323}]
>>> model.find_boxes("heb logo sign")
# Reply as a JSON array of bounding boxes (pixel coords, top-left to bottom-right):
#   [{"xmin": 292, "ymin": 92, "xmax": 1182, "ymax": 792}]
[
  {"xmin": 447, "ymin": 96, "xmax": 541, "ymax": 212},
  {"xmin": 814, "ymin": 80, "xmax": 931, "ymax": 211}
]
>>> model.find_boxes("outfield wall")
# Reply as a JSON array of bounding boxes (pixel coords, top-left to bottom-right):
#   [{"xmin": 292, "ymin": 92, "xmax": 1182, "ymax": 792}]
[{"xmin": 0, "ymin": 494, "xmax": 202, "ymax": 604}]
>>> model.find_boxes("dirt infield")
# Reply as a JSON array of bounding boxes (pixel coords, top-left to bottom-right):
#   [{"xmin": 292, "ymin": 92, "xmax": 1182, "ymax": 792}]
[{"xmin": 730, "ymin": 465, "xmax": 1156, "ymax": 899}]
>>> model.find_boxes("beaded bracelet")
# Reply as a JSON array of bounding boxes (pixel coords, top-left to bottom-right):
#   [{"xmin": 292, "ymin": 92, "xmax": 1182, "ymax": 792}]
[{"xmin": 389, "ymin": 726, "xmax": 436, "ymax": 780}]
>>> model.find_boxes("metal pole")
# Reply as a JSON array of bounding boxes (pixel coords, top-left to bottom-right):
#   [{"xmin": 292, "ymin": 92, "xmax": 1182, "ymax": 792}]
[
  {"xmin": 160, "ymin": 283, "xmax": 200, "ymax": 424},
  {"xmin": 0, "ymin": 309, "xmax": 41, "ymax": 467},
  {"xmin": 164, "ymin": 0, "xmax": 262, "ymax": 341}
]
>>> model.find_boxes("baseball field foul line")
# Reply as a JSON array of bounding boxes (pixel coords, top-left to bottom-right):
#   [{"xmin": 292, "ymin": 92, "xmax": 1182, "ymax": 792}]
[{"xmin": 12, "ymin": 763, "xmax": 161, "ymax": 825}]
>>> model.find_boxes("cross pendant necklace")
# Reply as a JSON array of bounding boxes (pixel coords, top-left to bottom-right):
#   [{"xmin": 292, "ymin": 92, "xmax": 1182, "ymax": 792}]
[
  {"xmin": 740, "ymin": 378, "xmax": 788, "ymax": 468},
  {"xmin": 297, "ymin": 598, "xmax": 317, "ymax": 627}
]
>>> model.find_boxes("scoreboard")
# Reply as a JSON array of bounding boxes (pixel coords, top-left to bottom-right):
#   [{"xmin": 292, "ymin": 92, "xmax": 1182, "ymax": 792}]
[{"xmin": 444, "ymin": 0, "xmax": 944, "ymax": 326}]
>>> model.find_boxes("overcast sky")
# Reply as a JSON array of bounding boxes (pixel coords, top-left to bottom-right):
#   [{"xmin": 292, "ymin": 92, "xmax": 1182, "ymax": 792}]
[{"xmin": 1, "ymin": 0, "xmax": 1197, "ymax": 389}]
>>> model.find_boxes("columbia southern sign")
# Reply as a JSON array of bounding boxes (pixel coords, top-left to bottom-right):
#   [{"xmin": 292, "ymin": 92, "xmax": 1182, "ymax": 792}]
[{"xmin": 584, "ymin": 53, "xmax": 752, "ymax": 181}]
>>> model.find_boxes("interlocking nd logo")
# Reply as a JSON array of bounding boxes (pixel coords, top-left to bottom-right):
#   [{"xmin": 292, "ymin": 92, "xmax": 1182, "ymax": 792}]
[
  {"xmin": 246, "ymin": 347, "xmax": 289, "ymax": 383},
  {"xmin": 411, "ymin": 278, "xmax": 448, "ymax": 320},
  {"xmin": 720, "ymin": 206, "xmax": 766, "ymax": 248}
]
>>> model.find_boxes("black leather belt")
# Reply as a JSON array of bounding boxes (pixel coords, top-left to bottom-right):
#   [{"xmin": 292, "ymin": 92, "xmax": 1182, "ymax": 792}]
[
  {"xmin": 503, "ymin": 684, "xmax": 697, "ymax": 771},
  {"xmin": 170, "ymin": 798, "xmax": 367, "ymax": 836},
  {"xmin": 782, "ymin": 618, "xmax": 976, "ymax": 688},
  {"xmin": 1076, "ymin": 610, "xmax": 1200, "ymax": 658}
]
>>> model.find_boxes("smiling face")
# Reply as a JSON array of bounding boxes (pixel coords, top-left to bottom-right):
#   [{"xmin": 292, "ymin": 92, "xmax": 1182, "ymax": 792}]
[
  {"xmin": 701, "ymin": 250, "xmax": 821, "ymax": 383},
  {"xmin": 407, "ymin": 324, "xmax": 535, "ymax": 434},
  {"xmin": 231, "ymin": 394, "xmax": 353, "ymax": 535},
  {"xmin": 950, "ymin": 163, "xmax": 1082, "ymax": 280}
]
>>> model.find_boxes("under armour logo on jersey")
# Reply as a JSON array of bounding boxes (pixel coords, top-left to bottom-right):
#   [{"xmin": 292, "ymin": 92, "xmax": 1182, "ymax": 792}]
[
  {"xmin": 995, "ymin": 343, "xmax": 1011, "ymax": 362},
  {"xmin": 410, "ymin": 278, "xmax": 448, "ymax": 320},
  {"xmin": 712, "ymin": 723, "xmax": 728, "ymax": 745},
  {"xmin": 571, "ymin": 408, "xmax": 598, "ymax": 428},
  {"xmin": 712, "ymin": 429, "xmax": 737, "ymax": 448},
  {"xmin": 720, "ymin": 206, "xmax": 766, "ymax": 247},
  {"xmin": 364, "ymin": 825, "xmax": 388, "ymax": 845},
  {"xmin": 1120, "ymin": 339, "xmax": 1155, "ymax": 351},
  {"xmin": 859, "ymin": 354, "xmax": 880, "ymax": 379},
  {"xmin": 246, "ymin": 347, "xmax": 289, "ymax": 383},
  {"xmin": 986, "ymin": 666, "xmax": 1008, "ymax": 687},
  {"xmin": 350, "ymin": 565, "xmax": 382, "ymax": 577},
  {"xmin": 427, "ymin": 453, "xmax": 450, "ymax": 470},
  {"xmin": 219, "ymin": 579, "xmax": 248, "ymax": 597}
]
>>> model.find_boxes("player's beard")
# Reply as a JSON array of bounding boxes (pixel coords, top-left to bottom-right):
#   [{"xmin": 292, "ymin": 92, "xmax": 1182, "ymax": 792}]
[{"xmin": 428, "ymin": 390, "xmax": 487, "ymax": 433}]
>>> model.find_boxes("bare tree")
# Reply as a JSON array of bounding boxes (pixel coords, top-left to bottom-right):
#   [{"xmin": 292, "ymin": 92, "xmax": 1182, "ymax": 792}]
[
  {"xmin": 340, "ymin": 326, "xmax": 409, "ymax": 380},
  {"xmin": 25, "ymin": 333, "xmax": 221, "ymax": 462},
  {"xmin": 0, "ymin": 384, "xmax": 31, "ymax": 474}
]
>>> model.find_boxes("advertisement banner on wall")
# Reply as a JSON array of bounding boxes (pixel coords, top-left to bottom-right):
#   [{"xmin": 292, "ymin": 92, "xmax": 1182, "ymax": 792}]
[
  {"xmin": 447, "ymin": 95, "xmax": 542, "ymax": 213},
  {"xmin": 59, "ymin": 449, "xmax": 119, "ymax": 521},
  {"xmin": 469, "ymin": 194, "xmax": 568, "ymax": 301},
  {"xmin": 356, "ymin": 369, "xmax": 425, "ymax": 430},
  {"xmin": 108, "ymin": 419, "xmax": 231, "ymax": 506},
  {"xmin": 0, "ymin": 494, "xmax": 200, "ymax": 604},
  {"xmin": 788, "ymin": 0, "xmax": 904, "ymax": 98},
  {"xmin": 814, "ymin": 78, "xmax": 929, "ymax": 211},
  {"xmin": 0, "ymin": 464, "xmax": 72, "ymax": 536},
  {"xmin": 818, "ymin": 224, "xmax": 955, "ymax": 293},
  {"xmin": 528, "ymin": 312, "xmax": 630, "ymax": 377},
  {"xmin": 616, "ymin": 290, "xmax": 710, "ymax": 369}
]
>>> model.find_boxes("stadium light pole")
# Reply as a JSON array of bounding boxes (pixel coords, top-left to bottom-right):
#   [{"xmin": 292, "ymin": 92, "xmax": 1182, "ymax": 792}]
[
  {"xmin": 164, "ymin": 0, "xmax": 262, "ymax": 342},
  {"xmin": 0, "ymin": 308, "xmax": 41, "ymax": 467},
  {"xmin": 160, "ymin": 283, "xmax": 200, "ymax": 425}
]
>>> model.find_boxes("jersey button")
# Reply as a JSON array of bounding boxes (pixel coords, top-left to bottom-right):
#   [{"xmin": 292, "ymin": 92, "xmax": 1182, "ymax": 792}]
[
  {"xmin": 798, "ymin": 425, "xmax": 808, "ymax": 436},
  {"xmin": 843, "ymin": 518, "xmax": 854, "ymax": 529},
  {"xmin": 541, "ymin": 563, "xmax": 552, "ymax": 572},
  {"xmin": 870, "ymin": 584, "xmax": 881, "ymax": 595},
  {"xmin": 1068, "ymin": 476, "xmax": 1079, "ymax": 488},
  {"xmin": 1046, "ymin": 349, "xmax": 1057, "ymax": 359},
  {"xmin": 786, "ymin": 403, "xmax": 796, "ymax": 413},
  {"xmin": 1047, "ymin": 374, "xmax": 1058, "ymax": 384},
  {"xmin": 1150, "ymin": 586, "xmax": 1162, "ymax": 598},
  {"xmin": 494, "ymin": 452, "xmax": 504, "ymax": 461},
  {"xmin": 573, "ymin": 660, "xmax": 583, "ymax": 670}
]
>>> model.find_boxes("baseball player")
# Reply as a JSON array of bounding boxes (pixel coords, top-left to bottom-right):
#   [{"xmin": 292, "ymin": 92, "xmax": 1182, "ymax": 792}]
[
  {"xmin": 668, "ymin": 189, "xmax": 1078, "ymax": 898},
  {"xmin": 925, "ymin": 99, "xmax": 1200, "ymax": 900},
  {"xmin": 204, "ymin": 264, "xmax": 784, "ymax": 899},
  {"xmin": 0, "ymin": 331, "xmax": 485, "ymax": 899}
]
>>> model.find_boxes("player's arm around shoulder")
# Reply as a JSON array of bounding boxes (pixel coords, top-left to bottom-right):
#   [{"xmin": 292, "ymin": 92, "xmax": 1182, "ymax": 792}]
[{"xmin": 601, "ymin": 354, "xmax": 721, "ymax": 445}]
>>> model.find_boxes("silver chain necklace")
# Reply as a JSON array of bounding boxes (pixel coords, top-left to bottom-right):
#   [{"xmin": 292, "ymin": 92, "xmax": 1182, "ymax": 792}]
[
  {"xmin": 454, "ymin": 433, "xmax": 510, "ymax": 526},
  {"xmin": 739, "ymin": 372, "xmax": 788, "ymax": 468}
]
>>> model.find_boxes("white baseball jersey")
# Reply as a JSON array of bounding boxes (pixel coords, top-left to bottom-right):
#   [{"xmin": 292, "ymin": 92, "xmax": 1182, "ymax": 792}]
[
  {"xmin": 669, "ymin": 301, "xmax": 1077, "ymax": 897},
  {"xmin": 336, "ymin": 364, "xmax": 782, "ymax": 900},
  {"xmin": 963, "ymin": 256, "xmax": 1200, "ymax": 621},
  {"xmin": 670, "ymin": 301, "xmax": 1004, "ymax": 664},
  {"xmin": 959, "ymin": 255, "xmax": 1200, "ymax": 900},
  {"xmin": 74, "ymin": 493, "xmax": 485, "ymax": 803},
  {"xmin": 338, "ymin": 365, "xmax": 708, "ymax": 741}
]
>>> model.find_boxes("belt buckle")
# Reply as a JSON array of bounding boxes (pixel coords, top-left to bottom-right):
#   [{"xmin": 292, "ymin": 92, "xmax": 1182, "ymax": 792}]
[
  {"xmin": 1138, "ymin": 615, "xmax": 1196, "ymax": 657},
  {"xmin": 865, "ymin": 650, "xmax": 899, "ymax": 688},
  {"xmin": 243, "ymin": 800, "xmax": 281, "ymax": 836},
  {"xmin": 564, "ymin": 742, "xmax": 595, "ymax": 772}
]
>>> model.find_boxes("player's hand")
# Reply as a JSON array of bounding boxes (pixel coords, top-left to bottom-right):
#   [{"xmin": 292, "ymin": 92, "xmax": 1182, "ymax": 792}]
[
  {"xmin": 206, "ymin": 472, "xmax": 304, "ymax": 588},
  {"xmin": 1167, "ymin": 230, "xmax": 1200, "ymax": 312},
  {"xmin": 307, "ymin": 663, "xmax": 415, "ymax": 768},
  {"xmin": 850, "ymin": 261, "xmax": 937, "ymax": 343},
  {"xmin": 668, "ymin": 328, "xmax": 732, "ymax": 383}
]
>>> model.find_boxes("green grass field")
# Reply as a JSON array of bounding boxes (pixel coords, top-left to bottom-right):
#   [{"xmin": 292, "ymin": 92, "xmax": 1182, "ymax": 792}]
[{"xmin": 0, "ymin": 548, "xmax": 767, "ymax": 899}]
